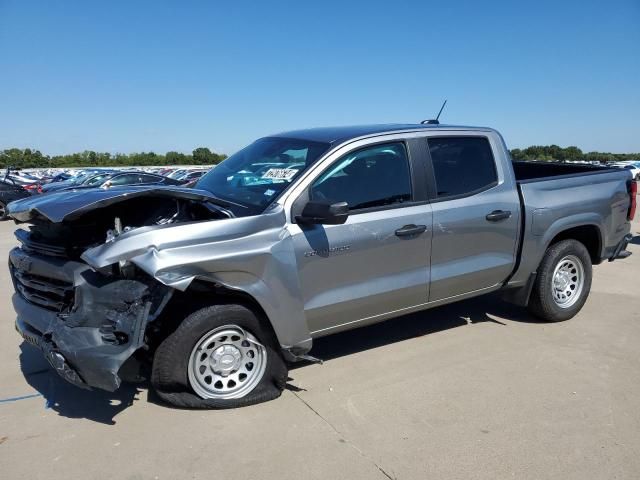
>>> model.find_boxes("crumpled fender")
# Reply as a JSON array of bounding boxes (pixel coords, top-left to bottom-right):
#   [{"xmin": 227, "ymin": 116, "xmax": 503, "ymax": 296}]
[{"xmin": 81, "ymin": 205, "xmax": 312, "ymax": 352}]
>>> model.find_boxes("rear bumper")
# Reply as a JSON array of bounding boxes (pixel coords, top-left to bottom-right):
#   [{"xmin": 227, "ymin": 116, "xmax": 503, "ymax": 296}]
[{"xmin": 609, "ymin": 233, "xmax": 633, "ymax": 262}]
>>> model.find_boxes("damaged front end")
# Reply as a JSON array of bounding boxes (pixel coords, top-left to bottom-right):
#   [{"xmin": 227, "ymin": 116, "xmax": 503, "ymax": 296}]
[
  {"xmin": 8, "ymin": 186, "xmax": 230, "ymax": 391},
  {"xmin": 11, "ymin": 254, "xmax": 171, "ymax": 390}
]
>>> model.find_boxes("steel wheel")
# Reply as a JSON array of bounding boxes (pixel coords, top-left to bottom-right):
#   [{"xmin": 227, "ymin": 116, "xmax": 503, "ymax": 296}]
[
  {"xmin": 188, "ymin": 325, "xmax": 267, "ymax": 400},
  {"xmin": 551, "ymin": 254, "xmax": 584, "ymax": 308}
]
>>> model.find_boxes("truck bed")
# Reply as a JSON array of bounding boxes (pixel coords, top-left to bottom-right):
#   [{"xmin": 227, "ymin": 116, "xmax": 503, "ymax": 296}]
[
  {"xmin": 512, "ymin": 161, "xmax": 616, "ymax": 182},
  {"xmin": 508, "ymin": 164, "xmax": 631, "ymax": 288}
]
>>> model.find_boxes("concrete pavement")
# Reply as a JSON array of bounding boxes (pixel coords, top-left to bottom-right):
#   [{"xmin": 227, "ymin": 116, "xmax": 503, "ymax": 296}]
[{"xmin": 1, "ymin": 215, "xmax": 639, "ymax": 480}]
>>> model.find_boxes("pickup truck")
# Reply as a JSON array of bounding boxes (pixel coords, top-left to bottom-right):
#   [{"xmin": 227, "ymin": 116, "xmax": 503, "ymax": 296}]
[{"xmin": 7, "ymin": 124, "xmax": 636, "ymax": 409}]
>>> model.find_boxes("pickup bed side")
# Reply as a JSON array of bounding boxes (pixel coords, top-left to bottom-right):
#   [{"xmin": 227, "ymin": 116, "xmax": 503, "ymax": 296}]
[{"xmin": 508, "ymin": 169, "xmax": 632, "ymax": 289}]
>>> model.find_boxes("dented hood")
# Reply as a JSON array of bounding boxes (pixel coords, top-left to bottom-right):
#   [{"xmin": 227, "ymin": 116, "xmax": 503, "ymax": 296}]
[{"xmin": 7, "ymin": 185, "xmax": 222, "ymax": 223}]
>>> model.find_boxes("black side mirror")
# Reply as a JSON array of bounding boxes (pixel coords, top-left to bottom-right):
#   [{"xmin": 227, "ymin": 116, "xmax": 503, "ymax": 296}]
[{"xmin": 296, "ymin": 200, "xmax": 349, "ymax": 225}]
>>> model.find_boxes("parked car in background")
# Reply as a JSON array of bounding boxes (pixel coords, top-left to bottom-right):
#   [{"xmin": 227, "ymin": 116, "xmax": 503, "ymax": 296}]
[
  {"xmin": 611, "ymin": 161, "xmax": 640, "ymax": 180},
  {"xmin": 39, "ymin": 172, "xmax": 73, "ymax": 185},
  {"xmin": 59, "ymin": 171, "xmax": 185, "ymax": 191},
  {"xmin": 7, "ymin": 171, "xmax": 39, "ymax": 184},
  {"xmin": 40, "ymin": 169, "xmax": 111, "ymax": 193},
  {"xmin": 167, "ymin": 169, "xmax": 189, "ymax": 179},
  {"xmin": 0, "ymin": 174, "xmax": 31, "ymax": 220},
  {"xmin": 177, "ymin": 170, "xmax": 208, "ymax": 182}
]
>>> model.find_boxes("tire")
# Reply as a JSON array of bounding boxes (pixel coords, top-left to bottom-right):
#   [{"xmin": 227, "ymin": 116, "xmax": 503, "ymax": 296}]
[
  {"xmin": 0, "ymin": 201, "xmax": 7, "ymax": 221},
  {"xmin": 528, "ymin": 239, "xmax": 593, "ymax": 322},
  {"xmin": 151, "ymin": 304, "xmax": 287, "ymax": 409}
]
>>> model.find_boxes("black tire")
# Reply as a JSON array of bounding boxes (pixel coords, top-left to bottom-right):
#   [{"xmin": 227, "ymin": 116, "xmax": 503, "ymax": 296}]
[
  {"xmin": 151, "ymin": 304, "xmax": 287, "ymax": 409},
  {"xmin": 528, "ymin": 239, "xmax": 593, "ymax": 322},
  {"xmin": 0, "ymin": 201, "xmax": 7, "ymax": 221}
]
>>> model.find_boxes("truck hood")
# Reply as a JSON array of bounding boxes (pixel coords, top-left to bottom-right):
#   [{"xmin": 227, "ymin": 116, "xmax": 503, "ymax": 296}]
[{"xmin": 7, "ymin": 185, "xmax": 224, "ymax": 223}]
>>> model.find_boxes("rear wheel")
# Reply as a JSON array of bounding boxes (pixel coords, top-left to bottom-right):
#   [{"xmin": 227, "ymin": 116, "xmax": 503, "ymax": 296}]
[
  {"xmin": 0, "ymin": 201, "xmax": 7, "ymax": 221},
  {"xmin": 151, "ymin": 304, "xmax": 287, "ymax": 409},
  {"xmin": 528, "ymin": 239, "xmax": 593, "ymax": 322}
]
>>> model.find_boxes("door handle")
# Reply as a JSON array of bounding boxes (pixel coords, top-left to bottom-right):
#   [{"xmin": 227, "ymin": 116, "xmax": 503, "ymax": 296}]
[
  {"xmin": 395, "ymin": 224, "xmax": 427, "ymax": 237},
  {"xmin": 485, "ymin": 210, "xmax": 512, "ymax": 222}
]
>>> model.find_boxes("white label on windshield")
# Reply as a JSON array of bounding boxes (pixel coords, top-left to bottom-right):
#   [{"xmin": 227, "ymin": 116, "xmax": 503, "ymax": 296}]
[{"xmin": 261, "ymin": 168, "xmax": 299, "ymax": 181}]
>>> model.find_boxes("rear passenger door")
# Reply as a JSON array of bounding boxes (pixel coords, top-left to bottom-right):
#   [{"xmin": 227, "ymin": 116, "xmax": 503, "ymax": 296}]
[{"xmin": 425, "ymin": 135, "xmax": 521, "ymax": 302}]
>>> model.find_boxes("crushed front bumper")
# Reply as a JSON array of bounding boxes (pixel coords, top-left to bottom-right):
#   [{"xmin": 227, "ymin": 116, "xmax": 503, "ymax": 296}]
[{"xmin": 10, "ymin": 247, "xmax": 170, "ymax": 392}]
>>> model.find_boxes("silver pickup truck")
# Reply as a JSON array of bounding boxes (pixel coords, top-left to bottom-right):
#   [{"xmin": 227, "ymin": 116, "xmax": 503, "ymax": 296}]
[{"xmin": 7, "ymin": 124, "xmax": 636, "ymax": 409}]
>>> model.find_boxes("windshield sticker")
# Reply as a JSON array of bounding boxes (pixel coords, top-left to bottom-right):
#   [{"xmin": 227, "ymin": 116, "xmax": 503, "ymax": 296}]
[
  {"xmin": 264, "ymin": 189, "xmax": 276, "ymax": 196},
  {"xmin": 261, "ymin": 168, "xmax": 299, "ymax": 181}
]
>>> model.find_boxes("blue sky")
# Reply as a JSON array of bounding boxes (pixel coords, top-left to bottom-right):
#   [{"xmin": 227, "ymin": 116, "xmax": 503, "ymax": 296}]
[{"xmin": 1, "ymin": 0, "xmax": 638, "ymax": 155}]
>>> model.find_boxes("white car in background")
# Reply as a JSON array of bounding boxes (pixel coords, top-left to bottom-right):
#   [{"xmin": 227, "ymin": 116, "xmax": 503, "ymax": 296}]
[{"xmin": 611, "ymin": 161, "xmax": 640, "ymax": 180}]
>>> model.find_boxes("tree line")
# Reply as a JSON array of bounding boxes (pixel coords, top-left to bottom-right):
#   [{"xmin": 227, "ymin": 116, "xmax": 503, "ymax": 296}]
[
  {"xmin": 510, "ymin": 145, "xmax": 638, "ymax": 163},
  {"xmin": 0, "ymin": 147, "xmax": 227, "ymax": 169},
  {"xmin": 1, "ymin": 145, "xmax": 638, "ymax": 170}
]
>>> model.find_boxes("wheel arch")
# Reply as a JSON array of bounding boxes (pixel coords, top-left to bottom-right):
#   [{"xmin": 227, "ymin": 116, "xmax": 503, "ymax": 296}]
[
  {"xmin": 546, "ymin": 224, "xmax": 603, "ymax": 264},
  {"xmin": 154, "ymin": 275, "xmax": 312, "ymax": 357}
]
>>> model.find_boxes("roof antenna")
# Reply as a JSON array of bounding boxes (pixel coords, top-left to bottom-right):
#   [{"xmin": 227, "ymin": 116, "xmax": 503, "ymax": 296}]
[{"xmin": 421, "ymin": 100, "xmax": 447, "ymax": 125}]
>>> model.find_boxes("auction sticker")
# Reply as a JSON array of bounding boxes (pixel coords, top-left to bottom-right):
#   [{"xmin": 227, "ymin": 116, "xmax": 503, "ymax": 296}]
[{"xmin": 261, "ymin": 168, "xmax": 299, "ymax": 181}]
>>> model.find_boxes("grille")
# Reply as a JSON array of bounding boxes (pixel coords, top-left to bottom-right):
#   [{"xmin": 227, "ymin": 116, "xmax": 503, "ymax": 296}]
[
  {"xmin": 12, "ymin": 268, "xmax": 74, "ymax": 312},
  {"xmin": 14, "ymin": 229, "xmax": 74, "ymax": 258}
]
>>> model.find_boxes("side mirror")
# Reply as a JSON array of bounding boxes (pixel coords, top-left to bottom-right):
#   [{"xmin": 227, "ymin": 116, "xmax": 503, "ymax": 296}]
[{"xmin": 296, "ymin": 200, "xmax": 349, "ymax": 225}]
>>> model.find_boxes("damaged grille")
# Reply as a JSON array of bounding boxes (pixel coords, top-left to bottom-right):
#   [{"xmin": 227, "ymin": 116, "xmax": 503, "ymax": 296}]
[
  {"xmin": 15, "ymin": 228, "xmax": 82, "ymax": 258},
  {"xmin": 12, "ymin": 268, "xmax": 74, "ymax": 312}
]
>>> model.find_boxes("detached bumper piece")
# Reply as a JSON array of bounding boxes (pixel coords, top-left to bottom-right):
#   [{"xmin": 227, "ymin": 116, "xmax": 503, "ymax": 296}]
[
  {"xmin": 609, "ymin": 233, "xmax": 633, "ymax": 261},
  {"xmin": 10, "ymin": 247, "xmax": 170, "ymax": 392}
]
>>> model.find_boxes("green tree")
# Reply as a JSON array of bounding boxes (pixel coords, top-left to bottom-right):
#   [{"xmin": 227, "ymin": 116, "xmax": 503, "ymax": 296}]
[{"xmin": 192, "ymin": 147, "xmax": 225, "ymax": 165}]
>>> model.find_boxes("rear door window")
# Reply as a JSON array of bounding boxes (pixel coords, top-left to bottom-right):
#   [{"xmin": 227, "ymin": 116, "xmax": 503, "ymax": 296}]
[{"xmin": 427, "ymin": 137, "xmax": 497, "ymax": 198}]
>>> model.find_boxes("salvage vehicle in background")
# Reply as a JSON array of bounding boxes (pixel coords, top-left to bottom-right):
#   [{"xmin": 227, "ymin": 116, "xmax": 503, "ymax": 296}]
[
  {"xmin": 1, "ymin": 175, "xmax": 32, "ymax": 220},
  {"xmin": 611, "ymin": 161, "xmax": 640, "ymax": 180},
  {"xmin": 40, "ymin": 169, "xmax": 112, "ymax": 193},
  {"xmin": 6, "ymin": 124, "xmax": 636, "ymax": 409},
  {"xmin": 50, "ymin": 171, "xmax": 184, "ymax": 192}
]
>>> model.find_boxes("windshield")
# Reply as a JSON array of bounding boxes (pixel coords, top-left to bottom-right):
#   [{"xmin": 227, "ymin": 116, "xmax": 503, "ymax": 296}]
[{"xmin": 196, "ymin": 137, "xmax": 330, "ymax": 216}]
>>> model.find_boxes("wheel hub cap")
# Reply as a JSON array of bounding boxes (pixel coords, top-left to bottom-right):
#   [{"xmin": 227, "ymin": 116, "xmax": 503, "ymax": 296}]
[
  {"xmin": 551, "ymin": 255, "xmax": 584, "ymax": 308},
  {"xmin": 211, "ymin": 345, "xmax": 242, "ymax": 376},
  {"xmin": 187, "ymin": 325, "xmax": 267, "ymax": 400}
]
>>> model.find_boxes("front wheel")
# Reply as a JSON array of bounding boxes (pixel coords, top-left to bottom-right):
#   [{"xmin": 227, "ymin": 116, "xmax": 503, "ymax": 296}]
[
  {"xmin": 528, "ymin": 239, "xmax": 593, "ymax": 322},
  {"xmin": 151, "ymin": 304, "xmax": 287, "ymax": 409}
]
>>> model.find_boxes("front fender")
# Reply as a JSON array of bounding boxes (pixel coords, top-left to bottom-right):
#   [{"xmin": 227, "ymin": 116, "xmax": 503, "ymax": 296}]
[{"xmin": 81, "ymin": 206, "xmax": 312, "ymax": 352}]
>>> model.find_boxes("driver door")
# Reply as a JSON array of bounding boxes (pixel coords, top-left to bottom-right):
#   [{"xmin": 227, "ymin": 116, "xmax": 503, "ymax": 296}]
[{"xmin": 289, "ymin": 140, "xmax": 433, "ymax": 336}]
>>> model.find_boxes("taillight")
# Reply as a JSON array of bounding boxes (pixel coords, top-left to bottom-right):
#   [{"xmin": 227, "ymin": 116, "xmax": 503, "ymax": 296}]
[{"xmin": 629, "ymin": 180, "xmax": 637, "ymax": 221}]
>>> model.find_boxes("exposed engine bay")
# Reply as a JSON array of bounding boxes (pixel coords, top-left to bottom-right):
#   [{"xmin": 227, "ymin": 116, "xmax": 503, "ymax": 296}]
[
  {"xmin": 20, "ymin": 195, "xmax": 231, "ymax": 259},
  {"xmin": 9, "ymin": 190, "xmax": 233, "ymax": 391}
]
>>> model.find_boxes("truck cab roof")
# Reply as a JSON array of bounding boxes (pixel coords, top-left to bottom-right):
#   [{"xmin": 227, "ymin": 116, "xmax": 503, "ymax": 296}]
[{"xmin": 272, "ymin": 124, "xmax": 495, "ymax": 145}]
